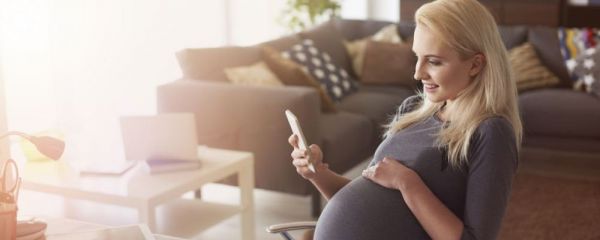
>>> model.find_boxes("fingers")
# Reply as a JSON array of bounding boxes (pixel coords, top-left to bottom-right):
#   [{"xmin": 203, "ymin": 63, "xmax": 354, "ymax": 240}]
[
  {"xmin": 288, "ymin": 134, "xmax": 299, "ymax": 148},
  {"xmin": 291, "ymin": 148, "xmax": 309, "ymax": 159},
  {"xmin": 362, "ymin": 165, "xmax": 376, "ymax": 178},
  {"xmin": 292, "ymin": 158, "xmax": 310, "ymax": 167},
  {"xmin": 293, "ymin": 158, "xmax": 316, "ymax": 178}
]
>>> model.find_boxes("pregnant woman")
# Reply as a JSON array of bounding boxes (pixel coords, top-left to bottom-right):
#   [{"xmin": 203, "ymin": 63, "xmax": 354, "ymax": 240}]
[{"xmin": 288, "ymin": 0, "xmax": 522, "ymax": 239}]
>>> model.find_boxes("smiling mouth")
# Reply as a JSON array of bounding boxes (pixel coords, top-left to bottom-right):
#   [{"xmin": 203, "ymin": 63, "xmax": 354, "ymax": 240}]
[{"xmin": 423, "ymin": 83, "xmax": 439, "ymax": 90}]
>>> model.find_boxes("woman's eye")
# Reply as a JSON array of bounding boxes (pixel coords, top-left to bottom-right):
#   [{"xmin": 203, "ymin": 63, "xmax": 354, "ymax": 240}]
[{"xmin": 428, "ymin": 60, "xmax": 441, "ymax": 66}]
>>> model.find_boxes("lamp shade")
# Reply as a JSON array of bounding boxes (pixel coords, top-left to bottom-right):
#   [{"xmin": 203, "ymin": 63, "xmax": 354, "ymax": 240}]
[{"xmin": 28, "ymin": 136, "xmax": 65, "ymax": 161}]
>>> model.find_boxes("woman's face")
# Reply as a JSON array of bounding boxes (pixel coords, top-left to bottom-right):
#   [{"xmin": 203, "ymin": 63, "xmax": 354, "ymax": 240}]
[{"xmin": 412, "ymin": 25, "xmax": 483, "ymax": 103}]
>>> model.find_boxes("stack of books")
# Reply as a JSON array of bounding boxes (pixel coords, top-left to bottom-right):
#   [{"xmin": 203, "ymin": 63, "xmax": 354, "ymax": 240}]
[{"xmin": 142, "ymin": 158, "xmax": 202, "ymax": 174}]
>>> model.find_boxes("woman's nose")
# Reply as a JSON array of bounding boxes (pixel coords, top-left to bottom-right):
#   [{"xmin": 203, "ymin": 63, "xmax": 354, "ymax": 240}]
[{"xmin": 414, "ymin": 60, "xmax": 427, "ymax": 81}]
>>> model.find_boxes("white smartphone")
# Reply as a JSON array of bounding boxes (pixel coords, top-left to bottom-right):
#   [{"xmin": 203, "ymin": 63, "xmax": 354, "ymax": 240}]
[{"xmin": 285, "ymin": 110, "xmax": 316, "ymax": 173}]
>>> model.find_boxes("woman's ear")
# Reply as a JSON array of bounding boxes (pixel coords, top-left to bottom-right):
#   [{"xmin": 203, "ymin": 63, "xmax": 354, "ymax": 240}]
[{"xmin": 469, "ymin": 53, "xmax": 485, "ymax": 77}]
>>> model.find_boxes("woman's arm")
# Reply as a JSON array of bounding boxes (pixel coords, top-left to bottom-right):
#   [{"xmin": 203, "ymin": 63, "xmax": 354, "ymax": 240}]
[{"xmin": 309, "ymin": 164, "xmax": 351, "ymax": 200}]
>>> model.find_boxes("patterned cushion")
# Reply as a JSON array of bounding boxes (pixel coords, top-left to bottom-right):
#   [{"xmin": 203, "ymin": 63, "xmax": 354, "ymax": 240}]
[
  {"xmin": 361, "ymin": 40, "xmax": 417, "ymax": 88},
  {"xmin": 508, "ymin": 42, "xmax": 560, "ymax": 92},
  {"xmin": 572, "ymin": 45, "xmax": 600, "ymax": 97},
  {"xmin": 261, "ymin": 46, "xmax": 337, "ymax": 112},
  {"xmin": 558, "ymin": 27, "xmax": 600, "ymax": 82},
  {"xmin": 224, "ymin": 61, "xmax": 284, "ymax": 87},
  {"xmin": 283, "ymin": 39, "xmax": 358, "ymax": 102}
]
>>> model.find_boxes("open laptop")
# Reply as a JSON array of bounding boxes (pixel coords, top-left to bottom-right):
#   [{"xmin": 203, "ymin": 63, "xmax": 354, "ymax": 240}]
[
  {"xmin": 119, "ymin": 113, "xmax": 199, "ymax": 161},
  {"xmin": 80, "ymin": 113, "xmax": 199, "ymax": 175}
]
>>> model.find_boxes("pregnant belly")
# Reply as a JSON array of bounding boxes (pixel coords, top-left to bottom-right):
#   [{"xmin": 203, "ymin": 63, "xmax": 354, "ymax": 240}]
[{"xmin": 314, "ymin": 177, "xmax": 430, "ymax": 240}]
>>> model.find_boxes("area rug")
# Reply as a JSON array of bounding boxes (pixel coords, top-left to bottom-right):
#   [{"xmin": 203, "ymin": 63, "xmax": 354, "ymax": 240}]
[{"xmin": 498, "ymin": 173, "xmax": 600, "ymax": 240}]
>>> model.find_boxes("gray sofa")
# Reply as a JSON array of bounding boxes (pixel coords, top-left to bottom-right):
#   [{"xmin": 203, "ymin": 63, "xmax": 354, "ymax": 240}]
[{"xmin": 157, "ymin": 19, "xmax": 600, "ymax": 215}]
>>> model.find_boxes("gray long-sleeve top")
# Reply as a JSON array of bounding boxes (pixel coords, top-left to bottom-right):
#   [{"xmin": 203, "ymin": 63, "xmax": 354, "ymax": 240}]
[{"xmin": 315, "ymin": 96, "xmax": 518, "ymax": 240}]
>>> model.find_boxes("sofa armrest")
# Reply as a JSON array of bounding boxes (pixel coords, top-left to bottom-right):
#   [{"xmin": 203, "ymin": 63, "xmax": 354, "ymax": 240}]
[{"xmin": 157, "ymin": 79, "xmax": 321, "ymax": 194}]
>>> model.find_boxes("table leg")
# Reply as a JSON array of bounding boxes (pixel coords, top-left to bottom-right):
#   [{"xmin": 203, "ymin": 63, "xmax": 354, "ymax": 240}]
[
  {"xmin": 138, "ymin": 203, "xmax": 156, "ymax": 232},
  {"xmin": 239, "ymin": 162, "xmax": 255, "ymax": 240},
  {"xmin": 194, "ymin": 189, "xmax": 202, "ymax": 199}
]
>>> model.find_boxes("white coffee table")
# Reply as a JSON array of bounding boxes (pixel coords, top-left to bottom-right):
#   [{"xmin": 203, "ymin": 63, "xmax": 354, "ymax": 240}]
[{"xmin": 21, "ymin": 147, "xmax": 255, "ymax": 240}]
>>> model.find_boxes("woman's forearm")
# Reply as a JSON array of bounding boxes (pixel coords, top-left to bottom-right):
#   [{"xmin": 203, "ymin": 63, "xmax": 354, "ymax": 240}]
[
  {"xmin": 310, "ymin": 165, "xmax": 351, "ymax": 200},
  {"xmin": 400, "ymin": 178, "xmax": 464, "ymax": 240}
]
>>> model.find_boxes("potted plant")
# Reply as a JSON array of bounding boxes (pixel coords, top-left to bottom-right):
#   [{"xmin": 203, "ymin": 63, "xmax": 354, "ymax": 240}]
[{"xmin": 280, "ymin": 0, "xmax": 341, "ymax": 32}]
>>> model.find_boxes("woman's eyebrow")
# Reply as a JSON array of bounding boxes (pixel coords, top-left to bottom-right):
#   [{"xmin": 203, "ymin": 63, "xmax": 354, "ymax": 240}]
[{"xmin": 412, "ymin": 48, "xmax": 444, "ymax": 59}]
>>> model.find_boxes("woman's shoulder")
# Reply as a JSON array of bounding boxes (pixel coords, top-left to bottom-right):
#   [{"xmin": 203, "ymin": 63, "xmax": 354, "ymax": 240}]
[
  {"xmin": 471, "ymin": 116, "xmax": 517, "ymax": 151},
  {"xmin": 476, "ymin": 116, "xmax": 514, "ymax": 136}
]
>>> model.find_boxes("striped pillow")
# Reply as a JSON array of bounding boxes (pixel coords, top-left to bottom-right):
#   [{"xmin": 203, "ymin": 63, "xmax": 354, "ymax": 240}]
[{"xmin": 509, "ymin": 42, "xmax": 560, "ymax": 92}]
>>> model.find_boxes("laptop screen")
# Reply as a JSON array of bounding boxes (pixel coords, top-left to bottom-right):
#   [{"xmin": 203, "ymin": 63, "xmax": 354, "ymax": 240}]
[{"xmin": 119, "ymin": 113, "xmax": 198, "ymax": 161}]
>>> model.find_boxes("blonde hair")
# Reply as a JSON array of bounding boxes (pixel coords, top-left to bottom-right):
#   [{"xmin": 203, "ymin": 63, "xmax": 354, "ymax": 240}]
[{"xmin": 385, "ymin": 0, "xmax": 522, "ymax": 167}]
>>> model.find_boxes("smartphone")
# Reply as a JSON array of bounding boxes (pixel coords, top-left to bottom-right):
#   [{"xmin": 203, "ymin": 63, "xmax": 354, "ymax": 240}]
[{"xmin": 285, "ymin": 110, "xmax": 316, "ymax": 173}]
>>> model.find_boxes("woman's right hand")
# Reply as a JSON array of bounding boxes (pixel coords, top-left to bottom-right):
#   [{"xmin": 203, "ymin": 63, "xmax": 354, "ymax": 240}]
[{"xmin": 288, "ymin": 134, "xmax": 326, "ymax": 180}]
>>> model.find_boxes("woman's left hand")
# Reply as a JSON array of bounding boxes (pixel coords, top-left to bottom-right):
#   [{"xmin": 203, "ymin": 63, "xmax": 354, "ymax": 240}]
[{"xmin": 362, "ymin": 157, "xmax": 420, "ymax": 192}]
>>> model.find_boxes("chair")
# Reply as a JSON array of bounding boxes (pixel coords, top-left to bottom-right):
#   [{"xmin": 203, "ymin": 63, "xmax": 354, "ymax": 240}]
[{"xmin": 266, "ymin": 221, "xmax": 317, "ymax": 240}]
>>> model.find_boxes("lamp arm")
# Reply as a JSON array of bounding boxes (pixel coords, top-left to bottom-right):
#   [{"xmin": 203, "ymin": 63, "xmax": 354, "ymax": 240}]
[{"xmin": 0, "ymin": 131, "xmax": 32, "ymax": 141}]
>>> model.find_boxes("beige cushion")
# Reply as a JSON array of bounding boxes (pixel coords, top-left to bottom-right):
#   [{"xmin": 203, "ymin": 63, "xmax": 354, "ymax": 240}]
[
  {"xmin": 509, "ymin": 42, "xmax": 560, "ymax": 92},
  {"xmin": 224, "ymin": 61, "xmax": 284, "ymax": 87},
  {"xmin": 344, "ymin": 24, "xmax": 403, "ymax": 77},
  {"xmin": 262, "ymin": 46, "xmax": 337, "ymax": 112},
  {"xmin": 361, "ymin": 40, "xmax": 417, "ymax": 87}
]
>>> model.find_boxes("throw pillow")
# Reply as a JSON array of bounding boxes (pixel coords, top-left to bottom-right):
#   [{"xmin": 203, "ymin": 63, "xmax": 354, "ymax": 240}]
[
  {"xmin": 261, "ymin": 46, "xmax": 337, "ymax": 112},
  {"xmin": 508, "ymin": 42, "xmax": 561, "ymax": 92},
  {"xmin": 344, "ymin": 24, "xmax": 403, "ymax": 77},
  {"xmin": 224, "ymin": 61, "xmax": 284, "ymax": 87},
  {"xmin": 572, "ymin": 45, "xmax": 600, "ymax": 97},
  {"xmin": 558, "ymin": 27, "xmax": 600, "ymax": 82},
  {"xmin": 282, "ymin": 39, "xmax": 358, "ymax": 102},
  {"xmin": 361, "ymin": 40, "xmax": 417, "ymax": 88},
  {"xmin": 299, "ymin": 20, "xmax": 355, "ymax": 78}
]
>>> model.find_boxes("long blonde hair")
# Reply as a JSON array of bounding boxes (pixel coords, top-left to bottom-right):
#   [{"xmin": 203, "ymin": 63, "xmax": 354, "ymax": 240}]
[{"xmin": 385, "ymin": 0, "xmax": 522, "ymax": 167}]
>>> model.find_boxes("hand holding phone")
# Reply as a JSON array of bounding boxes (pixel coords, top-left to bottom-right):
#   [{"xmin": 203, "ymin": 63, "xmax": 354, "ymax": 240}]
[{"xmin": 285, "ymin": 110, "xmax": 316, "ymax": 173}]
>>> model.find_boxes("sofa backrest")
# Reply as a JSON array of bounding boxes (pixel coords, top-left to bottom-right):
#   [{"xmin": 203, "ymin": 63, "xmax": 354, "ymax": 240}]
[
  {"xmin": 176, "ymin": 46, "xmax": 261, "ymax": 81},
  {"xmin": 334, "ymin": 19, "xmax": 571, "ymax": 88},
  {"xmin": 175, "ymin": 19, "xmax": 571, "ymax": 87}
]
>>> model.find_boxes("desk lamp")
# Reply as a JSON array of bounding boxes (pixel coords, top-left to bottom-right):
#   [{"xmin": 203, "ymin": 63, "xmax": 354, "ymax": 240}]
[{"xmin": 0, "ymin": 131, "xmax": 65, "ymax": 161}]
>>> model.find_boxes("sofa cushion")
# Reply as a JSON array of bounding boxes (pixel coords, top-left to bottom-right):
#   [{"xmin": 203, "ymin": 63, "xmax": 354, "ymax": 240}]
[
  {"xmin": 337, "ymin": 89, "xmax": 410, "ymax": 132},
  {"xmin": 319, "ymin": 112, "xmax": 373, "ymax": 173},
  {"xmin": 224, "ymin": 61, "xmax": 284, "ymax": 87},
  {"xmin": 282, "ymin": 39, "xmax": 358, "ymax": 102},
  {"xmin": 519, "ymin": 88, "xmax": 600, "ymax": 139},
  {"xmin": 360, "ymin": 85, "xmax": 417, "ymax": 96},
  {"xmin": 508, "ymin": 42, "xmax": 560, "ymax": 92},
  {"xmin": 300, "ymin": 19, "xmax": 355, "ymax": 78},
  {"xmin": 524, "ymin": 136, "xmax": 600, "ymax": 154},
  {"xmin": 344, "ymin": 24, "xmax": 403, "ymax": 77},
  {"xmin": 361, "ymin": 40, "xmax": 417, "ymax": 88},
  {"xmin": 528, "ymin": 26, "xmax": 572, "ymax": 88},
  {"xmin": 262, "ymin": 46, "xmax": 337, "ymax": 112},
  {"xmin": 259, "ymin": 35, "xmax": 303, "ymax": 51},
  {"xmin": 176, "ymin": 46, "xmax": 261, "ymax": 81},
  {"xmin": 498, "ymin": 25, "xmax": 528, "ymax": 50}
]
